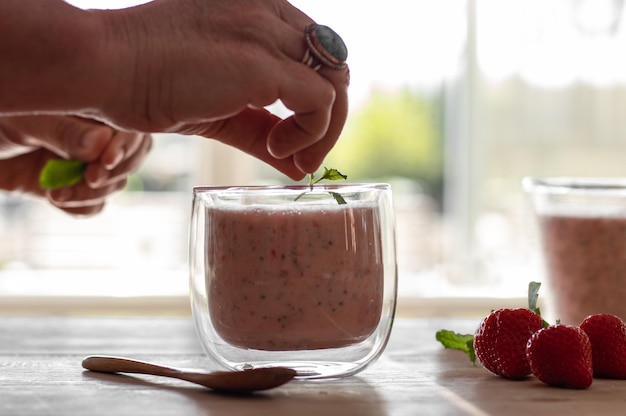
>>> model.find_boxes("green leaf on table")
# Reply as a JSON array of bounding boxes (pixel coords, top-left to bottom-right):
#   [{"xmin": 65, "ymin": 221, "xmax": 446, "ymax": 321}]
[
  {"xmin": 435, "ymin": 329, "xmax": 476, "ymax": 363},
  {"xmin": 39, "ymin": 159, "xmax": 86, "ymax": 190}
]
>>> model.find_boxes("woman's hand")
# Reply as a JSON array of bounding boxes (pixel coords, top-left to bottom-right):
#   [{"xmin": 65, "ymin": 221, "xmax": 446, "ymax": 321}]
[
  {"xmin": 0, "ymin": 0, "xmax": 349, "ymax": 180},
  {"xmin": 0, "ymin": 115, "xmax": 151, "ymax": 216},
  {"xmin": 93, "ymin": 0, "xmax": 349, "ymax": 179}
]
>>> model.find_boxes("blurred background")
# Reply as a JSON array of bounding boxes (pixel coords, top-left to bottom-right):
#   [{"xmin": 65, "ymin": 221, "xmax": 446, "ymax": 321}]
[{"xmin": 2, "ymin": 0, "xmax": 626, "ymax": 316}]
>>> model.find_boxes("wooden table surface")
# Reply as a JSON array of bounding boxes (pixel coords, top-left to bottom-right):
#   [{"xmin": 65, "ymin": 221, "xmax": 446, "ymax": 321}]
[{"xmin": 1, "ymin": 316, "xmax": 625, "ymax": 416}]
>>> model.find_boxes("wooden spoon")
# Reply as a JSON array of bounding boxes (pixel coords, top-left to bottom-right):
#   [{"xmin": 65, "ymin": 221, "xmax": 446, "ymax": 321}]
[{"xmin": 82, "ymin": 355, "xmax": 296, "ymax": 393}]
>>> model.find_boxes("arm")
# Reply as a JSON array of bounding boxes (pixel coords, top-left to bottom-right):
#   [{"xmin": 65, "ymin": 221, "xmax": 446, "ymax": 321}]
[
  {"xmin": 0, "ymin": 0, "xmax": 350, "ymax": 178},
  {"xmin": 0, "ymin": 0, "xmax": 106, "ymax": 115}
]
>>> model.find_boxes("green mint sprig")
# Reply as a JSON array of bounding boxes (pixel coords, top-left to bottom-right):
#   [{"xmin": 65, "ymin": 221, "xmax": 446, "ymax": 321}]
[
  {"xmin": 39, "ymin": 159, "xmax": 86, "ymax": 190},
  {"xmin": 295, "ymin": 167, "xmax": 348, "ymax": 204},
  {"xmin": 308, "ymin": 167, "xmax": 348, "ymax": 188},
  {"xmin": 436, "ymin": 330, "xmax": 476, "ymax": 363}
]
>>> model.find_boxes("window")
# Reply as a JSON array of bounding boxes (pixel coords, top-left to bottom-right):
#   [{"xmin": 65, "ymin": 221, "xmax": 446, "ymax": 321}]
[{"xmin": 2, "ymin": 0, "xmax": 625, "ymax": 316}]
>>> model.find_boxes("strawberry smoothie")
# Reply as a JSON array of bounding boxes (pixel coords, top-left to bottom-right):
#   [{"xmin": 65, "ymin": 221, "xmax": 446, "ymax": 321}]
[
  {"xmin": 539, "ymin": 213, "xmax": 626, "ymax": 325},
  {"xmin": 205, "ymin": 202, "xmax": 384, "ymax": 351}
]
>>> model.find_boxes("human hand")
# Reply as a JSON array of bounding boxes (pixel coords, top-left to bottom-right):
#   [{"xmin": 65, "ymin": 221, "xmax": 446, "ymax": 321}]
[
  {"xmin": 93, "ymin": 0, "xmax": 349, "ymax": 179},
  {"xmin": 0, "ymin": 115, "xmax": 152, "ymax": 216}
]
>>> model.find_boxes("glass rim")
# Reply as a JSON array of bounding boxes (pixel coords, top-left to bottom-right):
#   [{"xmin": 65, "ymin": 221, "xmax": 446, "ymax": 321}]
[
  {"xmin": 192, "ymin": 182, "xmax": 391, "ymax": 193},
  {"xmin": 523, "ymin": 177, "xmax": 626, "ymax": 194}
]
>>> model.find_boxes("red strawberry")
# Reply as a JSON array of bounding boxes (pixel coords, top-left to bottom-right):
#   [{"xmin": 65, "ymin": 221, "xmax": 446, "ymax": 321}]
[
  {"xmin": 473, "ymin": 308, "xmax": 543, "ymax": 379},
  {"xmin": 580, "ymin": 313, "xmax": 626, "ymax": 379},
  {"xmin": 526, "ymin": 324, "xmax": 593, "ymax": 389}
]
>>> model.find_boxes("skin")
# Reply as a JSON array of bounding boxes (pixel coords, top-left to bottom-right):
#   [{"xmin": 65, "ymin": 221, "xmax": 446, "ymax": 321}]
[
  {"xmin": 0, "ymin": 116, "xmax": 151, "ymax": 216},
  {"xmin": 0, "ymin": 0, "xmax": 350, "ymax": 193}
]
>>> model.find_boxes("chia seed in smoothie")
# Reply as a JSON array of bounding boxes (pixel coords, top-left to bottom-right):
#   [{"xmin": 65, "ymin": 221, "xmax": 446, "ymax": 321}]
[
  {"xmin": 539, "ymin": 213, "xmax": 626, "ymax": 325},
  {"xmin": 205, "ymin": 202, "xmax": 384, "ymax": 351}
]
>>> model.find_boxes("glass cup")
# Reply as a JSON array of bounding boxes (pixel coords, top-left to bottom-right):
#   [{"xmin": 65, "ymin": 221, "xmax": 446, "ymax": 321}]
[
  {"xmin": 189, "ymin": 183, "xmax": 397, "ymax": 379},
  {"xmin": 523, "ymin": 177, "xmax": 626, "ymax": 325}
]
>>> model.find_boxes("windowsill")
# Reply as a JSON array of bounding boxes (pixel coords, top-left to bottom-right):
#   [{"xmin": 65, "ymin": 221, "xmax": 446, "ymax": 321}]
[
  {"xmin": 0, "ymin": 293, "xmax": 529, "ymax": 318},
  {"xmin": 0, "ymin": 268, "xmax": 190, "ymax": 316},
  {"xmin": 0, "ymin": 295, "xmax": 191, "ymax": 316},
  {"xmin": 0, "ymin": 269, "xmax": 534, "ymax": 317}
]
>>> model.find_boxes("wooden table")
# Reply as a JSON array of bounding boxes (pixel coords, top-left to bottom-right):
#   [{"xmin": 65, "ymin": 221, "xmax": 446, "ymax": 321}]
[{"xmin": 1, "ymin": 316, "xmax": 625, "ymax": 415}]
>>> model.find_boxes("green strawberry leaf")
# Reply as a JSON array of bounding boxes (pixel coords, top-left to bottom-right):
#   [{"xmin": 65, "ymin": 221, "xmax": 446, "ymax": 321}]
[
  {"xmin": 435, "ymin": 329, "xmax": 476, "ymax": 363},
  {"xmin": 39, "ymin": 159, "xmax": 86, "ymax": 190},
  {"xmin": 528, "ymin": 281, "xmax": 550, "ymax": 328},
  {"xmin": 528, "ymin": 281, "xmax": 541, "ymax": 314}
]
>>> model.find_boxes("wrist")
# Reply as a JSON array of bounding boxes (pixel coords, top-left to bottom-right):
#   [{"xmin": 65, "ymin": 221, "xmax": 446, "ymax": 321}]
[
  {"xmin": 0, "ymin": 1, "xmax": 115, "ymax": 117},
  {"xmin": 89, "ymin": 2, "xmax": 176, "ymax": 131}
]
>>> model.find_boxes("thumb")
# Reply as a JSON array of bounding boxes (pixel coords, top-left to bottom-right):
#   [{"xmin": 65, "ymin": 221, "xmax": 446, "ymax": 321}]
[{"xmin": 5, "ymin": 115, "xmax": 114, "ymax": 162}]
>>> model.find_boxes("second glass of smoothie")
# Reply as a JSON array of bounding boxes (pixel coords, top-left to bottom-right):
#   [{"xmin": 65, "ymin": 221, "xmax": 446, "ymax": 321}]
[
  {"xmin": 189, "ymin": 183, "xmax": 397, "ymax": 379},
  {"xmin": 524, "ymin": 177, "xmax": 626, "ymax": 325}
]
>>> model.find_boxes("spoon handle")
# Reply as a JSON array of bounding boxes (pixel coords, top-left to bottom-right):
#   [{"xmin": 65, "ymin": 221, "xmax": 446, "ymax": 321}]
[
  {"xmin": 82, "ymin": 355, "xmax": 181, "ymax": 377},
  {"xmin": 83, "ymin": 355, "xmax": 297, "ymax": 392}
]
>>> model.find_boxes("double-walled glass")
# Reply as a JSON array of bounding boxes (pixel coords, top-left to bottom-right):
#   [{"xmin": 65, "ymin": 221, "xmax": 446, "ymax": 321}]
[
  {"xmin": 524, "ymin": 177, "xmax": 626, "ymax": 325},
  {"xmin": 190, "ymin": 183, "xmax": 397, "ymax": 379}
]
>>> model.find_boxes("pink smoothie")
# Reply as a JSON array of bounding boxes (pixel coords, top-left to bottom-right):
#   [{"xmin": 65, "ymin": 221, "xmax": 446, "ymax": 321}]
[
  {"xmin": 539, "ymin": 213, "xmax": 626, "ymax": 325},
  {"xmin": 206, "ymin": 203, "xmax": 384, "ymax": 351}
]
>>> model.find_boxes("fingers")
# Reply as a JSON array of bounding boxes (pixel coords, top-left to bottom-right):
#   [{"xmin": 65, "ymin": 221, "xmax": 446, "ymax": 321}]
[
  {"xmin": 265, "ymin": 70, "xmax": 335, "ymax": 160},
  {"xmin": 184, "ymin": 107, "xmax": 306, "ymax": 181},
  {"xmin": 293, "ymin": 65, "xmax": 350, "ymax": 173},
  {"xmin": 52, "ymin": 131, "xmax": 150, "ymax": 216},
  {"xmin": 0, "ymin": 148, "xmax": 116, "ymax": 217},
  {"xmin": 17, "ymin": 116, "xmax": 150, "ymax": 213},
  {"xmin": 188, "ymin": 56, "xmax": 348, "ymax": 178},
  {"xmin": 48, "ymin": 178, "xmax": 127, "ymax": 211},
  {"xmin": 247, "ymin": 9, "xmax": 351, "ymax": 174},
  {"xmin": 1, "ymin": 115, "xmax": 114, "ymax": 162},
  {"xmin": 193, "ymin": 27, "xmax": 348, "ymax": 177},
  {"xmin": 83, "ymin": 132, "xmax": 152, "ymax": 187},
  {"xmin": 275, "ymin": 12, "xmax": 351, "ymax": 173},
  {"xmin": 255, "ymin": 17, "xmax": 340, "ymax": 166},
  {"xmin": 53, "ymin": 205, "xmax": 107, "ymax": 217},
  {"xmin": 221, "ymin": 62, "xmax": 348, "ymax": 176},
  {"xmin": 50, "ymin": 132, "xmax": 152, "ymax": 216},
  {"xmin": 0, "ymin": 114, "xmax": 152, "ymax": 217},
  {"xmin": 97, "ymin": 130, "xmax": 146, "ymax": 169}
]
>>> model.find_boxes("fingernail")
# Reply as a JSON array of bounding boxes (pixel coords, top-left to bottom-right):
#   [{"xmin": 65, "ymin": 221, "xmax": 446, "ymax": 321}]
[
  {"xmin": 293, "ymin": 153, "xmax": 317, "ymax": 174},
  {"xmin": 85, "ymin": 164, "xmax": 108, "ymax": 187},
  {"xmin": 81, "ymin": 129, "xmax": 103, "ymax": 150},
  {"xmin": 104, "ymin": 152, "xmax": 124, "ymax": 170},
  {"xmin": 94, "ymin": 166, "xmax": 109, "ymax": 185},
  {"xmin": 50, "ymin": 187, "xmax": 73, "ymax": 202}
]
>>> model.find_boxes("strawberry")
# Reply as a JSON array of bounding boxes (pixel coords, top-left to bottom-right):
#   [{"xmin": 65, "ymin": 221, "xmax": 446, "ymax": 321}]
[
  {"xmin": 473, "ymin": 308, "xmax": 543, "ymax": 379},
  {"xmin": 526, "ymin": 324, "xmax": 593, "ymax": 389},
  {"xmin": 580, "ymin": 313, "xmax": 626, "ymax": 379}
]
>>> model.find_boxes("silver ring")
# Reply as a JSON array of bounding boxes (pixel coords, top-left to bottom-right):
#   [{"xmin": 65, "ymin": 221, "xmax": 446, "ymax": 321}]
[{"xmin": 301, "ymin": 24, "xmax": 348, "ymax": 71}]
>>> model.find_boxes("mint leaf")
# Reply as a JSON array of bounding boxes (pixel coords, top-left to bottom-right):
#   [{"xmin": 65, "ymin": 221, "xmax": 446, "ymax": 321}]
[
  {"xmin": 298, "ymin": 167, "xmax": 348, "ymax": 203},
  {"xmin": 39, "ymin": 159, "xmax": 86, "ymax": 190},
  {"xmin": 313, "ymin": 167, "xmax": 348, "ymax": 184},
  {"xmin": 329, "ymin": 191, "xmax": 347, "ymax": 205},
  {"xmin": 436, "ymin": 329, "xmax": 476, "ymax": 363}
]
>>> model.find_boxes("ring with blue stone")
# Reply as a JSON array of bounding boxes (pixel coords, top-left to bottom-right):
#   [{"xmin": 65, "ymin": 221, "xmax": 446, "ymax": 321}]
[{"xmin": 301, "ymin": 24, "xmax": 348, "ymax": 71}]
